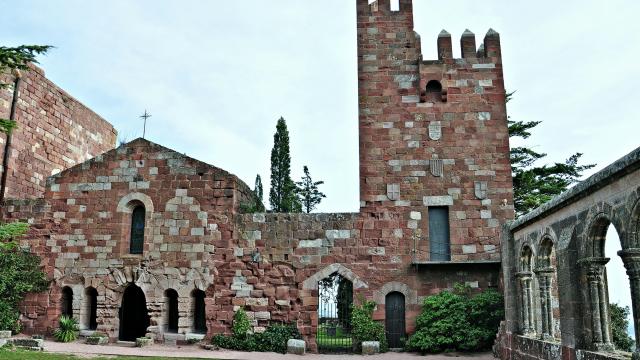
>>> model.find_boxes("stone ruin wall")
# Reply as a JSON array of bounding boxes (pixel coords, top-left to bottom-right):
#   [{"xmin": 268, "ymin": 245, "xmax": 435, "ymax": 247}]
[
  {"xmin": 0, "ymin": 65, "xmax": 117, "ymax": 200},
  {"xmin": 497, "ymin": 148, "xmax": 640, "ymax": 360}
]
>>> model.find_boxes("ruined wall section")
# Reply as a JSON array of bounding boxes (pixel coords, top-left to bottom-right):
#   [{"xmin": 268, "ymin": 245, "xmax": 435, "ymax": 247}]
[
  {"xmin": 357, "ymin": 0, "xmax": 514, "ymax": 263},
  {"xmin": 230, "ymin": 212, "xmax": 500, "ymax": 351},
  {"xmin": 0, "ymin": 66, "xmax": 117, "ymax": 200}
]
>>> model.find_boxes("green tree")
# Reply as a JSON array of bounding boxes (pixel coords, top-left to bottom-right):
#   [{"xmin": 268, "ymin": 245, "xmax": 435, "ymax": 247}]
[
  {"xmin": 508, "ymin": 92, "xmax": 595, "ymax": 216},
  {"xmin": 253, "ymin": 174, "xmax": 265, "ymax": 212},
  {"xmin": 610, "ymin": 303, "xmax": 634, "ymax": 352},
  {"xmin": 295, "ymin": 166, "xmax": 326, "ymax": 213},
  {"xmin": 0, "ymin": 45, "xmax": 52, "ymax": 134},
  {"xmin": 269, "ymin": 117, "xmax": 301, "ymax": 212},
  {"xmin": 0, "ymin": 222, "xmax": 49, "ymax": 333}
]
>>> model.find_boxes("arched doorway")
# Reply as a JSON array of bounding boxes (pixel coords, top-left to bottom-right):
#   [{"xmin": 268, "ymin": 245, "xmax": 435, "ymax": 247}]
[
  {"xmin": 61, "ymin": 287, "xmax": 73, "ymax": 317},
  {"xmin": 192, "ymin": 290, "xmax": 207, "ymax": 334},
  {"xmin": 385, "ymin": 292, "xmax": 406, "ymax": 348},
  {"xmin": 317, "ymin": 273, "xmax": 353, "ymax": 353},
  {"xmin": 85, "ymin": 287, "xmax": 98, "ymax": 330},
  {"xmin": 165, "ymin": 289, "xmax": 179, "ymax": 333},
  {"xmin": 119, "ymin": 285, "xmax": 150, "ymax": 341}
]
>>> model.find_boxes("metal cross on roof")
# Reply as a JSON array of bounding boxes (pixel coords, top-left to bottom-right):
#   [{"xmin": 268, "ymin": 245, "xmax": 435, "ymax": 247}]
[{"xmin": 140, "ymin": 110, "xmax": 152, "ymax": 139}]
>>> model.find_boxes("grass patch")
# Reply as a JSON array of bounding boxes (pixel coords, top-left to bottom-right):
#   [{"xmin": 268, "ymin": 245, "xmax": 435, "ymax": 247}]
[{"xmin": 0, "ymin": 349, "xmax": 214, "ymax": 360}]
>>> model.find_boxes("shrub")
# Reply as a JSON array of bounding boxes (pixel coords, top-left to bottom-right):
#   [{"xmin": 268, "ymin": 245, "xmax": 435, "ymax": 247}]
[
  {"xmin": 351, "ymin": 300, "xmax": 387, "ymax": 353},
  {"xmin": 53, "ymin": 316, "xmax": 79, "ymax": 343},
  {"xmin": 232, "ymin": 308, "xmax": 252, "ymax": 338},
  {"xmin": 254, "ymin": 323, "xmax": 302, "ymax": 353},
  {"xmin": 212, "ymin": 309, "xmax": 302, "ymax": 353},
  {"xmin": 406, "ymin": 285, "xmax": 504, "ymax": 353},
  {"xmin": 0, "ymin": 224, "xmax": 49, "ymax": 333}
]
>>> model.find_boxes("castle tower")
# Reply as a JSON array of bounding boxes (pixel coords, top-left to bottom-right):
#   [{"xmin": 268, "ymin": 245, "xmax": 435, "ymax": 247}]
[{"xmin": 357, "ymin": 0, "xmax": 514, "ymax": 263}]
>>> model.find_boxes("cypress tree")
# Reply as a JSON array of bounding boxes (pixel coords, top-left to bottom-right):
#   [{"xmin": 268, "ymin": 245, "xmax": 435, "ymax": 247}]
[
  {"xmin": 253, "ymin": 174, "xmax": 265, "ymax": 212},
  {"xmin": 296, "ymin": 166, "xmax": 326, "ymax": 213},
  {"xmin": 269, "ymin": 117, "xmax": 301, "ymax": 212}
]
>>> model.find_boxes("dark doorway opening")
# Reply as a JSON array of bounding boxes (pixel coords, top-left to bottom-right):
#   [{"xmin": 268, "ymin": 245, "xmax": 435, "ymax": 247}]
[
  {"xmin": 385, "ymin": 292, "xmax": 406, "ymax": 348},
  {"xmin": 165, "ymin": 289, "xmax": 179, "ymax": 333},
  {"xmin": 119, "ymin": 285, "xmax": 150, "ymax": 341},
  {"xmin": 317, "ymin": 273, "xmax": 354, "ymax": 354},
  {"xmin": 61, "ymin": 287, "xmax": 73, "ymax": 317},
  {"xmin": 85, "ymin": 287, "xmax": 98, "ymax": 330},
  {"xmin": 192, "ymin": 290, "xmax": 207, "ymax": 334}
]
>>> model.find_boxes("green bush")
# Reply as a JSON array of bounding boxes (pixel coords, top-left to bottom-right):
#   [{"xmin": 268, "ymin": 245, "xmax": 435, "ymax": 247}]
[
  {"xmin": 406, "ymin": 285, "xmax": 504, "ymax": 353},
  {"xmin": 0, "ymin": 224, "xmax": 49, "ymax": 333},
  {"xmin": 0, "ymin": 301, "xmax": 20, "ymax": 334},
  {"xmin": 232, "ymin": 308, "xmax": 251, "ymax": 338},
  {"xmin": 212, "ymin": 309, "xmax": 302, "ymax": 354},
  {"xmin": 351, "ymin": 300, "xmax": 387, "ymax": 353},
  {"xmin": 53, "ymin": 316, "xmax": 79, "ymax": 343}
]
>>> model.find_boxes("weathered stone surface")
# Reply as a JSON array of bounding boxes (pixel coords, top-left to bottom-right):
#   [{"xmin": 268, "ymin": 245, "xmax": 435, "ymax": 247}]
[
  {"xmin": 136, "ymin": 337, "xmax": 153, "ymax": 347},
  {"xmin": 0, "ymin": 330, "xmax": 11, "ymax": 339},
  {"xmin": 287, "ymin": 339, "xmax": 305, "ymax": 355},
  {"xmin": 86, "ymin": 336, "xmax": 109, "ymax": 345},
  {"xmin": 362, "ymin": 341, "xmax": 380, "ymax": 355}
]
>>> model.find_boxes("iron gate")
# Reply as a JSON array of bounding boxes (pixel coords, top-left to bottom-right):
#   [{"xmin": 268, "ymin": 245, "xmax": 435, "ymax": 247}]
[{"xmin": 317, "ymin": 274, "xmax": 353, "ymax": 353}]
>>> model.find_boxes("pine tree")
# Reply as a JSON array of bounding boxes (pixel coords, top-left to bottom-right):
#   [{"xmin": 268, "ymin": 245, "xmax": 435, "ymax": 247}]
[
  {"xmin": 296, "ymin": 166, "xmax": 326, "ymax": 213},
  {"xmin": 269, "ymin": 117, "xmax": 301, "ymax": 212},
  {"xmin": 253, "ymin": 174, "xmax": 265, "ymax": 212},
  {"xmin": 508, "ymin": 92, "xmax": 596, "ymax": 217},
  {"xmin": 0, "ymin": 45, "xmax": 51, "ymax": 134}
]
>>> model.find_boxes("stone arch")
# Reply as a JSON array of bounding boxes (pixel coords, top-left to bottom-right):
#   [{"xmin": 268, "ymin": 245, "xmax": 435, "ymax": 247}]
[
  {"xmin": 628, "ymin": 192, "xmax": 640, "ymax": 249},
  {"xmin": 584, "ymin": 202, "xmax": 625, "ymax": 258},
  {"xmin": 116, "ymin": 193, "xmax": 154, "ymax": 255},
  {"xmin": 117, "ymin": 192, "xmax": 154, "ymax": 214},
  {"xmin": 520, "ymin": 244, "xmax": 534, "ymax": 272},
  {"xmin": 373, "ymin": 282, "xmax": 418, "ymax": 305},
  {"xmin": 302, "ymin": 264, "xmax": 368, "ymax": 290},
  {"xmin": 536, "ymin": 231, "xmax": 556, "ymax": 269}
]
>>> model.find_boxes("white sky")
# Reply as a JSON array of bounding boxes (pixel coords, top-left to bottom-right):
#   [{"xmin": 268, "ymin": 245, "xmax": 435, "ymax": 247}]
[{"xmin": 3, "ymin": 0, "xmax": 639, "ymax": 335}]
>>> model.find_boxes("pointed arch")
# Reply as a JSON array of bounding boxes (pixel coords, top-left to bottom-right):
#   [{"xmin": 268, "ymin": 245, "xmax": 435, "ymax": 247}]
[{"xmin": 302, "ymin": 264, "xmax": 368, "ymax": 290}]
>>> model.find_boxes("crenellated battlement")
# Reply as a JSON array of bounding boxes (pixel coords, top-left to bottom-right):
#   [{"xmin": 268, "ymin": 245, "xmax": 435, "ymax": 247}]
[
  {"xmin": 357, "ymin": 0, "xmax": 412, "ymax": 15},
  {"xmin": 435, "ymin": 28, "xmax": 502, "ymax": 63}
]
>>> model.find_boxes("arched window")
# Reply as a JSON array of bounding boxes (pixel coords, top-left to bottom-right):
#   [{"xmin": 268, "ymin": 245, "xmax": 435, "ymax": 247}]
[
  {"xmin": 536, "ymin": 238, "xmax": 556, "ymax": 339},
  {"xmin": 518, "ymin": 246, "xmax": 535, "ymax": 335},
  {"xmin": 85, "ymin": 287, "xmax": 98, "ymax": 330},
  {"xmin": 61, "ymin": 287, "xmax": 73, "ymax": 317},
  {"xmin": 425, "ymin": 80, "xmax": 444, "ymax": 102},
  {"xmin": 165, "ymin": 289, "xmax": 179, "ymax": 333},
  {"xmin": 130, "ymin": 205, "xmax": 145, "ymax": 254},
  {"xmin": 192, "ymin": 290, "xmax": 207, "ymax": 334}
]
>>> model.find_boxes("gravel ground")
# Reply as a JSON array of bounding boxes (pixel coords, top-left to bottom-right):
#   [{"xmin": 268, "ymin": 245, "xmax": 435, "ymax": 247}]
[{"xmin": 44, "ymin": 340, "xmax": 495, "ymax": 360}]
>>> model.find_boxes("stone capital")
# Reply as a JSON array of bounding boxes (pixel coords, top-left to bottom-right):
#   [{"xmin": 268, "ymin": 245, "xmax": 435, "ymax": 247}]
[
  {"xmin": 534, "ymin": 267, "xmax": 555, "ymax": 276},
  {"xmin": 515, "ymin": 271, "xmax": 533, "ymax": 280},
  {"xmin": 578, "ymin": 257, "xmax": 609, "ymax": 279},
  {"xmin": 618, "ymin": 249, "xmax": 640, "ymax": 279}
]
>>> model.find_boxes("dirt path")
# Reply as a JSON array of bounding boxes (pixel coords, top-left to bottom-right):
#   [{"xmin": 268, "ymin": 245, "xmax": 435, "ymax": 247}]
[{"xmin": 44, "ymin": 340, "xmax": 495, "ymax": 359}]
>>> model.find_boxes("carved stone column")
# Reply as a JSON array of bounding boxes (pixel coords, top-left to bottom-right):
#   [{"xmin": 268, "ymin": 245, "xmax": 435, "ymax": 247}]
[
  {"xmin": 536, "ymin": 268, "xmax": 555, "ymax": 339},
  {"xmin": 517, "ymin": 271, "xmax": 535, "ymax": 335},
  {"xmin": 579, "ymin": 257, "xmax": 613, "ymax": 352},
  {"xmin": 619, "ymin": 249, "xmax": 640, "ymax": 359}
]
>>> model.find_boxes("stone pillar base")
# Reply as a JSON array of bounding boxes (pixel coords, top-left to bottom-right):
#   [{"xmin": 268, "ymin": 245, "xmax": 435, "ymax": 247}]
[{"xmin": 594, "ymin": 342, "xmax": 614, "ymax": 352}]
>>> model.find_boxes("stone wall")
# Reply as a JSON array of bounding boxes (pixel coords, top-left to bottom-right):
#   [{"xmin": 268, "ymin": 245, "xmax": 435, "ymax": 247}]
[
  {"xmin": 1, "ymin": 139, "xmax": 254, "ymax": 337},
  {"xmin": 0, "ymin": 65, "xmax": 117, "ymax": 200},
  {"xmin": 498, "ymin": 147, "xmax": 640, "ymax": 359}
]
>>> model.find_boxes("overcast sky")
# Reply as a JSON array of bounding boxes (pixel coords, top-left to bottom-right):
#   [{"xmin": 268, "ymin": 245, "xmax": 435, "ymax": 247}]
[{"xmin": 3, "ymin": 0, "xmax": 639, "ymax": 324}]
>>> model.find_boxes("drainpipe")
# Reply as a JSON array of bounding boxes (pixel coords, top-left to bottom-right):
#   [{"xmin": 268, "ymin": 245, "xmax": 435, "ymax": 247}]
[{"xmin": 0, "ymin": 70, "xmax": 22, "ymax": 203}]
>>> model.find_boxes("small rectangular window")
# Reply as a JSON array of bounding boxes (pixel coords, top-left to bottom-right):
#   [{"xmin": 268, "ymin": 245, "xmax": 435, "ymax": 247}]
[
  {"xmin": 429, "ymin": 207, "xmax": 450, "ymax": 261},
  {"xmin": 390, "ymin": 0, "xmax": 400, "ymax": 11}
]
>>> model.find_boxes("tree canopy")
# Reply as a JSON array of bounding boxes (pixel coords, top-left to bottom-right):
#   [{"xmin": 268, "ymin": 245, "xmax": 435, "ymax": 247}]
[{"xmin": 508, "ymin": 92, "xmax": 595, "ymax": 216}]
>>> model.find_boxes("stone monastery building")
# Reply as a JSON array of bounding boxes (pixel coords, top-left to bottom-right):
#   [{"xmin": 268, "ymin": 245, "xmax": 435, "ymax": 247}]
[{"xmin": 2, "ymin": 0, "xmax": 527, "ymax": 353}]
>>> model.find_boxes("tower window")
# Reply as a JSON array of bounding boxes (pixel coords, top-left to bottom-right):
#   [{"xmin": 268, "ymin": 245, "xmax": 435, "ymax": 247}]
[
  {"xmin": 130, "ymin": 205, "xmax": 145, "ymax": 254},
  {"xmin": 429, "ymin": 207, "xmax": 450, "ymax": 261},
  {"xmin": 390, "ymin": 0, "xmax": 400, "ymax": 11},
  {"xmin": 425, "ymin": 80, "xmax": 444, "ymax": 103}
]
